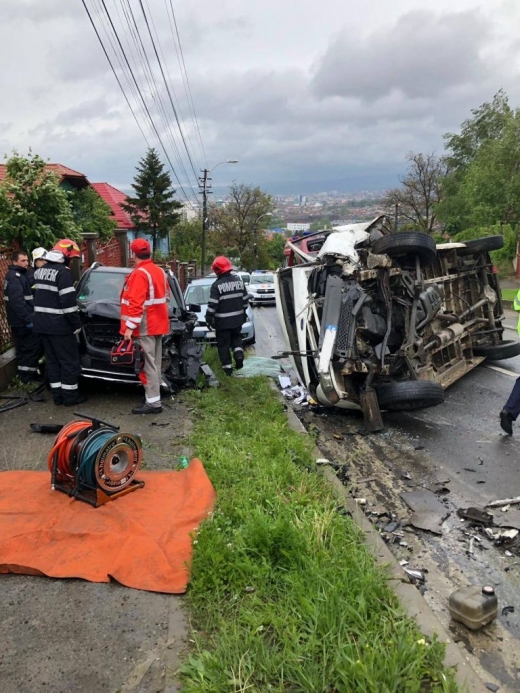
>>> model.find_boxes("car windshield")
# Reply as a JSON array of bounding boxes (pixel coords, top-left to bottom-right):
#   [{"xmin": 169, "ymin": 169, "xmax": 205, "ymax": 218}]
[
  {"xmin": 251, "ymin": 274, "xmax": 274, "ymax": 284},
  {"xmin": 185, "ymin": 283, "xmax": 212, "ymax": 305},
  {"xmin": 78, "ymin": 269, "xmax": 181, "ymax": 313},
  {"xmin": 78, "ymin": 271, "xmax": 126, "ymax": 302}
]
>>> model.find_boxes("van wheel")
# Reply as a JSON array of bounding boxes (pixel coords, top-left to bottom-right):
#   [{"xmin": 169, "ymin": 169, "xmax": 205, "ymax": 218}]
[
  {"xmin": 457, "ymin": 235, "xmax": 504, "ymax": 256},
  {"xmin": 372, "ymin": 232, "xmax": 437, "ymax": 267},
  {"xmin": 473, "ymin": 339, "xmax": 520, "ymax": 360},
  {"xmin": 376, "ymin": 381, "xmax": 445, "ymax": 411}
]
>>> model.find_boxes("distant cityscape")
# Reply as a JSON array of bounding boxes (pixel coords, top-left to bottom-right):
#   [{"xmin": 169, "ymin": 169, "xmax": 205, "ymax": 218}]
[
  {"xmin": 270, "ymin": 190, "xmax": 387, "ymax": 231},
  {"xmin": 186, "ymin": 189, "xmax": 389, "ymax": 233}
]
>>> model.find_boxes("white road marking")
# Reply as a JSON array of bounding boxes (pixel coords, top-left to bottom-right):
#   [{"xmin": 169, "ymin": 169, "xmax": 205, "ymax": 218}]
[{"xmin": 485, "ymin": 364, "xmax": 520, "ymax": 378}]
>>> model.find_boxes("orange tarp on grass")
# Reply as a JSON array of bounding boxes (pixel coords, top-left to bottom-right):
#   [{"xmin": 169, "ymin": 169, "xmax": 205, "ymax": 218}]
[{"xmin": 0, "ymin": 460, "xmax": 215, "ymax": 593}]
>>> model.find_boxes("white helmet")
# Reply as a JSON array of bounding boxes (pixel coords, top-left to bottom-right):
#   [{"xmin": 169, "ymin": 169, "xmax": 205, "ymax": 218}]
[{"xmin": 31, "ymin": 247, "xmax": 47, "ymax": 266}]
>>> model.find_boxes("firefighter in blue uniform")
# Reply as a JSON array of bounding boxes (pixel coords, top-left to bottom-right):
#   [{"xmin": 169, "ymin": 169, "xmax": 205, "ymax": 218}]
[
  {"xmin": 500, "ymin": 290, "xmax": 520, "ymax": 434},
  {"xmin": 3, "ymin": 250, "xmax": 43, "ymax": 382},
  {"xmin": 205, "ymin": 256, "xmax": 249, "ymax": 375},
  {"xmin": 33, "ymin": 239, "xmax": 86, "ymax": 406}
]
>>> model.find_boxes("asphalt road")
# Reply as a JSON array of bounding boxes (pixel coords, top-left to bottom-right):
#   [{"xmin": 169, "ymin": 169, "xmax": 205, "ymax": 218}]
[
  {"xmin": 253, "ymin": 303, "xmax": 520, "ymax": 691},
  {"xmin": 0, "ymin": 382, "xmax": 192, "ymax": 693}
]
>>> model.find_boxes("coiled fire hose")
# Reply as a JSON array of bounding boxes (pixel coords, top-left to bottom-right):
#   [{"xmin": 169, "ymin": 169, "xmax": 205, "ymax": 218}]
[{"xmin": 48, "ymin": 419, "xmax": 142, "ymax": 495}]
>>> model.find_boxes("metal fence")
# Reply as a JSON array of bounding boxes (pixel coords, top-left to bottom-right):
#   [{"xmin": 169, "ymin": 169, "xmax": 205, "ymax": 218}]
[{"xmin": 82, "ymin": 236, "xmax": 124, "ymax": 269}]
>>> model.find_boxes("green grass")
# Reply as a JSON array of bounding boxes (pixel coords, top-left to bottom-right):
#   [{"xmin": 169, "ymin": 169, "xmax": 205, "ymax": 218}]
[
  {"xmin": 180, "ymin": 352, "xmax": 457, "ymax": 692},
  {"xmin": 501, "ymin": 288, "xmax": 517, "ymax": 302}
]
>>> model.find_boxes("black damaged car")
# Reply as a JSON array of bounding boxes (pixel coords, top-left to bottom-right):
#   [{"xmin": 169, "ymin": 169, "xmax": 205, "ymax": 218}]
[{"xmin": 76, "ymin": 263, "xmax": 203, "ymax": 390}]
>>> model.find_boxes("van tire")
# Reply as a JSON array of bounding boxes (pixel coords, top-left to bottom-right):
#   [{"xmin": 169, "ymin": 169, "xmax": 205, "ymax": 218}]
[
  {"xmin": 376, "ymin": 381, "xmax": 445, "ymax": 411},
  {"xmin": 457, "ymin": 235, "xmax": 504, "ymax": 256},
  {"xmin": 372, "ymin": 232, "xmax": 437, "ymax": 267},
  {"xmin": 473, "ymin": 339, "xmax": 520, "ymax": 360}
]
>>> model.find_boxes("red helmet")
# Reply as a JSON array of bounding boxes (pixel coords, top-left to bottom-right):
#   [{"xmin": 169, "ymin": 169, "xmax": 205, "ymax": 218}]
[
  {"xmin": 211, "ymin": 256, "xmax": 233, "ymax": 276},
  {"xmin": 52, "ymin": 239, "xmax": 81, "ymax": 259}
]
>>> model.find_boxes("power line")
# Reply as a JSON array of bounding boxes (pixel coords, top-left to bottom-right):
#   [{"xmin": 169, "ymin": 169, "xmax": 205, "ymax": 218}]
[
  {"xmin": 137, "ymin": 0, "xmax": 200, "ymax": 182},
  {"xmin": 80, "ymin": 0, "xmax": 151, "ymax": 147},
  {"xmin": 86, "ymin": 0, "xmax": 198, "ymax": 208},
  {"xmin": 165, "ymin": 0, "xmax": 207, "ymax": 167},
  {"xmin": 119, "ymin": 0, "xmax": 199, "ymax": 201}
]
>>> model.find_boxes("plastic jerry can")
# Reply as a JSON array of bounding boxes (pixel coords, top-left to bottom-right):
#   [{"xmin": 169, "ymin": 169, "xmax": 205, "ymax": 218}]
[{"xmin": 448, "ymin": 585, "xmax": 498, "ymax": 630}]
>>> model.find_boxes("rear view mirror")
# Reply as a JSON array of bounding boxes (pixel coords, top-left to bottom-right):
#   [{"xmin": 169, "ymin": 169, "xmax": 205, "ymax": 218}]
[{"xmin": 188, "ymin": 303, "xmax": 201, "ymax": 312}]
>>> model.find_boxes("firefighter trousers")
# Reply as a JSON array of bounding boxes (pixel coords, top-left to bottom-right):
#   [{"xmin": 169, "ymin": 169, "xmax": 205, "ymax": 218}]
[
  {"xmin": 215, "ymin": 326, "xmax": 244, "ymax": 371},
  {"xmin": 137, "ymin": 335, "xmax": 163, "ymax": 408},
  {"xmin": 11, "ymin": 325, "xmax": 43, "ymax": 381},
  {"xmin": 504, "ymin": 377, "xmax": 520, "ymax": 419},
  {"xmin": 40, "ymin": 333, "xmax": 81, "ymax": 405}
]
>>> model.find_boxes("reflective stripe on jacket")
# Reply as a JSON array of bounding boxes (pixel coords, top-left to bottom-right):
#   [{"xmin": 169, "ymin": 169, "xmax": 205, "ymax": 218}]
[
  {"xmin": 206, "ymin": 271, "xmax": 249, "ymax": 330},
  {"xmin": 514, "ymin": 289, "xmax": 520, "ymax": 335},
  {"xmin": 32, "ymin": 261, "xmax": 80, "ymax": 335},
  {"xmin": 120, "ymin": 259, "xmax": 169, "ymax": 337}
]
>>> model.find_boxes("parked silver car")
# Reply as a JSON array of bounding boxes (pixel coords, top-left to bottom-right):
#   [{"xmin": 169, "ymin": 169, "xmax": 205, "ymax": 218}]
[
  {"xmin": 184, "ymin": 277, "xmax": 256, "ymax": 345},
  {"xmin": 275, "ymin": 216, "xmax": 520, "ymax": 421}
]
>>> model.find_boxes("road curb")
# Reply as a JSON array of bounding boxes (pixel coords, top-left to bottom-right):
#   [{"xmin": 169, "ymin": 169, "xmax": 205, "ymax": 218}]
[{"xmin": 284, "ymin": 404, "xmax": 488, "ymax": 693}]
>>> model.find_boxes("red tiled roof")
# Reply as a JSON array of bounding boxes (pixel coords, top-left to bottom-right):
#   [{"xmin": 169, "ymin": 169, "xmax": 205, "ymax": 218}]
[
  {"xmin": 0, "ymin": 163, "xmax": 89, "ymax": 185},
  {"xmin": 91, "ymin": 182, "xmax": 135, "ymax": 230}
]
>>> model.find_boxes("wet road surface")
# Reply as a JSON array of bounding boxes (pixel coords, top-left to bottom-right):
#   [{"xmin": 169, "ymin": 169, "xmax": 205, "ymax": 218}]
[{"xmin": 253, "ymin": 303, "xmax": 520, "ymax": 691}]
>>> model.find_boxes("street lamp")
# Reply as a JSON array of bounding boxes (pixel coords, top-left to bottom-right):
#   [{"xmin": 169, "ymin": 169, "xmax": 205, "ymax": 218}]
[
  {"xmin": 253, "ymin": 212, "xmax": 273, "ymax": 270},
  {"xmin": 199, "ymin": 159, "xmax": 238, "ymax": 275}
]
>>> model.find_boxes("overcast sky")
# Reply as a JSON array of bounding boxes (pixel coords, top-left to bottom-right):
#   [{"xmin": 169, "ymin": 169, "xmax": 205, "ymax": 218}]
[{"xmin": 1, "ymin": 0, "xmax": 519, "ymax": 200}]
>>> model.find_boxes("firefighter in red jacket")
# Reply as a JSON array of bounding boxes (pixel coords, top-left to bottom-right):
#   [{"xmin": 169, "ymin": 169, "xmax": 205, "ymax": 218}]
[{"xmin": 120, "ymin": 239, "xmax": 169, "ymax": 414}]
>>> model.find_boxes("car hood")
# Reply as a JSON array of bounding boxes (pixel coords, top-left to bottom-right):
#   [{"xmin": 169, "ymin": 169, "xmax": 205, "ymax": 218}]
[
  {"xmin": 80, "ymin": 300, "xmax": 121, "ymax": 320},
  {"xmin": 250, "ymin": 283, "xmax": 274, "ymax": 290}
]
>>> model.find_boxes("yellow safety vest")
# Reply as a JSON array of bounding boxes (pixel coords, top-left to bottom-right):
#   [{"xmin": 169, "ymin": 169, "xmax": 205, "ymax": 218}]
[{"xmin": 514, "ymin": 290, "xmax": 520, "ymax": 335}]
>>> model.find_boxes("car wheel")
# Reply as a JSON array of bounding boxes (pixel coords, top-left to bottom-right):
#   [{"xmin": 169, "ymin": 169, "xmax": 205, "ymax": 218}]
[
  {"xmin": 372, "ymin": 231, "xmax": 437, "ymax": 267},
  {"xmin": 376, "ymin": 381, "xmax": 445, "ymax": 411},
  {"xmin": 473, "ymin": 339, "xmax": 520, "ymax": 360},
  {"xmin": 457, "ymin": 235, "xmax": 504, "ymax": 256}
]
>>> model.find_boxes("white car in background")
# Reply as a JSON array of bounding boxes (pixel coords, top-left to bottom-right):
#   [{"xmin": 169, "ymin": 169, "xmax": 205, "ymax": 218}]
[
  {"xmin": 184, "ymin": 277, "xmax": 256, "ymax": 345},
  {"xmin": 248, "ymin": 271, "xmax": 276, "ymax": 306}
]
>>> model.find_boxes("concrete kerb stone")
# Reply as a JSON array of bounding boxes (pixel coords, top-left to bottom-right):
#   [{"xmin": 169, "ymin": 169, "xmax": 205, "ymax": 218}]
[{"xmin": 283, "ymin": 404, "xmax": 488, "ymax": 693}]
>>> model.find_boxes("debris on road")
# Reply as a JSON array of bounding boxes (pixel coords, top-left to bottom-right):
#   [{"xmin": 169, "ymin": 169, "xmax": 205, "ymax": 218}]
[
  {"xmin": 502, "ymin": 606, "xmax": 515, "ymax": 616},
  {"xmin": 486, "ymin": 496, "xmax": 520, "ymax": 509},
  {"xmin": 278, "ymin": 375, "xmax": 291, "ymax": 389},
  {"xmin": 485, "ymin": 682, "xmax": 500, "ymax": 692},
  {"xmin": 457, "ymin": 507, "xmax": 494, "ymax": 526},
  {"xmin": 428, "ymin": 481, "xmax": 451, "ymax": 495},
  {"xmin": 448, "ymin": 585, "xmax": 498, "ymax": 630},
  {"xmin": 402, "ymin": 567, "xmax": 426, "ymax": 584},
  {"xmin": 400, "ymin": 489, "xmax": 450, "ymax": 535}
]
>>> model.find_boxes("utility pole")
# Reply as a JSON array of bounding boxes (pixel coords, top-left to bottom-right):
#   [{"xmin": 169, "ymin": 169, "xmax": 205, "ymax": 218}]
[
  {"xmin": 394, "ymin": 202, "xmax": 400, "ymax": 232},
  {"xmin": 198, "ymin": 159, "xmax": 238, "ymax": 276},
  {"xmin": 198, "ymin": 168, "xmax": 212, "ymax": 276}
]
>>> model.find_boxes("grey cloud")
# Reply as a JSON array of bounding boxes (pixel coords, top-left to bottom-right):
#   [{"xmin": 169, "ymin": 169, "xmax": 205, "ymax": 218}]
[
  {"xmin": 0, "ymin": 0, "xmax": 82, "ymax": 24},
  {"xmin": 312, "ymin": 10, "xmax": 490, "ymax": 100}
]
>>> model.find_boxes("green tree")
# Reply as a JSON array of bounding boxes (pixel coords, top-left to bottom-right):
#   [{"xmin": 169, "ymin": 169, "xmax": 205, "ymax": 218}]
[
  {"xmin": 0, "ymin": 151, "xmax": 78, "ymax": 250},
  {"xmin": 122, "ymin": 148, "xmax": 182, "ymax": 253},
  {"xmin": 265, "ymin": 233, "xmax": 287, "ymax": 268},
  {"xmin": 438, "ymin": 91, "xmax": 515, "ymax": 235},
  {"xmin": 208, "ymin": 183, "xmax": 273, "ymax": 269},
  {"xmin": 70, "ymin": 187, "xmax": 117, "ymax": 241},
  {"xmin": 170, "ymin": 218, "xmax": 202, "ymax": 262},
  {"xmin": 437, "ymin": 103, "xmax": 520, "ymax": 240},
  {"xmin": 443, "ymin": 89, "xmax": 512, "ymax": 172}
]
